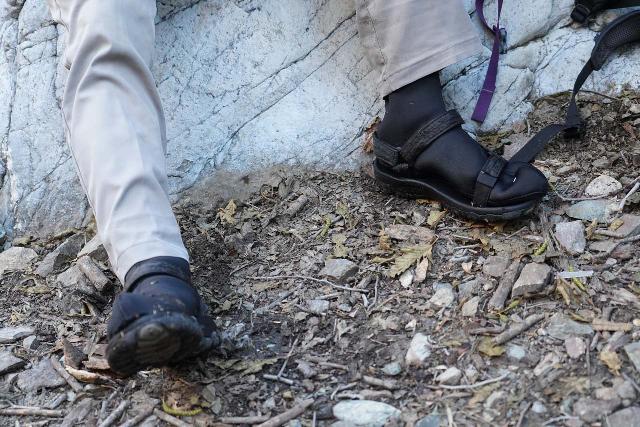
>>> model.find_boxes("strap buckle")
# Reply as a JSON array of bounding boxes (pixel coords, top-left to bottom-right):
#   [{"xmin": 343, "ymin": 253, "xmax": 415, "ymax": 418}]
[{"xmin": 498, "ymin": 28, "xmax": 508, "ymax": 54}]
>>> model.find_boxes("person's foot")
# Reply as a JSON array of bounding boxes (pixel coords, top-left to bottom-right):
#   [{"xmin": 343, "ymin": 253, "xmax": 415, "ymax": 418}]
[
  {"xmin": 373, "ymin": 73, "xmax": 548, "ymax": 220},
  {"xmin": 106, "ymin": 257, "xmax": 220, "ymax": 376}
]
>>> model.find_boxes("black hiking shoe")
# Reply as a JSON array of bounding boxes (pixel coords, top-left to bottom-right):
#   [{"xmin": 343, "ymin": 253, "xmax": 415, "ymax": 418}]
[
  {"xmin": 373, "ymin": 74, "xmax": 548, "ymax": 222},
  {"xmin": 106, "ymin": 257, "xmax": 220, "ymax": 376}
]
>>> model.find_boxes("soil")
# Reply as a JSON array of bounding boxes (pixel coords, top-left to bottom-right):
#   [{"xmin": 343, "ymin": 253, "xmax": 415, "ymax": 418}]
[{"xmin": 1, "ymin": 90, "xmax": 640, "ymax": 427}]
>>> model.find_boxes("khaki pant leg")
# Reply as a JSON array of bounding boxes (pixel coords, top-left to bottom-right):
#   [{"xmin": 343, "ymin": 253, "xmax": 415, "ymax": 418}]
[
  {"xmin": 355, "ymin": 0, "xmax": 483, "ymax": 96},
  {"xmin": 46, "ymin": 0, "xmax": 189, "ymax": 283}
]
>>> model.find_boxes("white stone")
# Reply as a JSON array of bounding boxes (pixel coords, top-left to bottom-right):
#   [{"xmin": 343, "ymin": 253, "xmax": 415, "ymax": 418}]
[
  {"xmin": 333, "ymin": 400, "xmax": 401, "ymax": 427},
  {"xmin": 436, "ymin": 367, "xmax": 462, "ymax": 385},
  {"xmin": 461, "ymin": 296, "xmax": 479, "ymax": 317},
  {"xmin": 398, "ymin": 269, "xmax": 414, "ymax": 288},
  {"xmin": 584, "ymin": 175, "xmax": 623, "ymax": 198},
  {"xmin": 429, "ymin": 283, "xmax": 455, "ymax": 308},
  {"xmin": 306, "ymin": 299, "xmax": 330, "ymax": 315},
  {"xmin": 511, "ymin": 263, "xmax": 552, "ymax": 297},
  {"xmin": 0, "ymin": 247, "xmax": 38, "ymax": 275},
  {"xmin": 405, "ymin": 333, "xmax": 432, "ymax": 367},
  {"xmin": 0, "ymin": 326, "xmax": 35, "ymax": 344},
  {"xmin": 0, "ymin": 3, "xmax": 639, "ymax": 239},
  {"xmin": 555, "ymin": 221, "xmax": 586, "ymax": 255},
  {"xmin": 564, "ymin": 336, "xmax": 586, "ymax": 359}
]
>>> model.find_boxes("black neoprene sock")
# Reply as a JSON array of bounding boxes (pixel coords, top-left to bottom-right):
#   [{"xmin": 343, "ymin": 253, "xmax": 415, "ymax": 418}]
[
  {"xmin": 377, "ymin": 73, "xmax": 447, "ymax": 146},
  {"xmin": 376, "ymin": 72, "xmax": 488, "ymax": 197}
]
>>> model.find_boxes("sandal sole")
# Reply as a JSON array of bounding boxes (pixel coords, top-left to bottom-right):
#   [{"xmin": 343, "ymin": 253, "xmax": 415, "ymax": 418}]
[
  {"xmin": 373, "ymin": 161, "xmax": 538, "ymax": 222},
  {"xmin": 106, "ymin": 312, "xmax": 204, "ymax": 376}
]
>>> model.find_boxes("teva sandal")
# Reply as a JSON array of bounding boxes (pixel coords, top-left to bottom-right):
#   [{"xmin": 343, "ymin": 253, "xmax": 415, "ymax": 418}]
[
  {"xmin": 106, "ymin": 257, "xmax": 221, "ymax": 376},
  {"xmin": 373, "ymin": 110, "xmax": 548, "ymax": 222},
  {"xmin": 375, "ymin": 9, "xmax": 640, "ymax": 222}
]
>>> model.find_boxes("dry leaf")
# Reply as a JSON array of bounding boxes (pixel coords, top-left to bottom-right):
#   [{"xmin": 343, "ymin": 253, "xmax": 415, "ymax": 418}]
[
  {"xmin": 217, "ymin": 199, "xmax": 237, "ymax": 225},
  {"xmin": 478, "ymin": 337, "xmax": 505, "ymax": 357},
  {"xmin": 65, "ymin": 365, "xmax": 110, "ymax": 384},
  {"xmin": 389, "ymin": 245, "xmax": 433, "ymax": 278},
  {"xmin": 414, "ymin": 257, "xmax": 430, "ymax": 283},
  {"xmin": 332, "ymin": 233, "xmax": 348, "ymax": 258},
  {"xmin": 384, "ymin": 224, "xmax": 435, "ymax": 242},
  {"xmin": 426, "ymin": 210, "xmax": 446, "ymax": 227},
  {"xmin": 599, "ymin": 348, "xmax": 622, "ymax": 375},
  {"xmin": 462, "ymin": 261, "xmax": 473, "ymax": 274},
  {"xmin": 378, "ymin": 229, "xmax": 392, "ymax": 251}
]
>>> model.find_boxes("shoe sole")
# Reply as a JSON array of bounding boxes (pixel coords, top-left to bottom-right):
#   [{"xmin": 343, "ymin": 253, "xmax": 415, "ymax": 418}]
[
  {"xmin": 373, "ymin": 161, "xmax": 538, "ymax": 222},
  {"xmin": 106, "ymin": 312, "xmax": 204, "ymax": 376}
]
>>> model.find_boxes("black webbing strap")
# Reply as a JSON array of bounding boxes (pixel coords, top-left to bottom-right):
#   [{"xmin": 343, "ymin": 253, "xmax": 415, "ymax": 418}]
[
  {"xmin": 572, "ymin": 0, "xmax": 640, "ymax": 23},
  {"xmin": 373, "ymin": 110, "xmax": 464, "ymax": 169},
  {"xmin": 511, "ymin": 10, "xmax": 640, "ymax": 164},
  {"xmin": 472, "ymin": 155, "xmax": 508, "ymax": 207}
]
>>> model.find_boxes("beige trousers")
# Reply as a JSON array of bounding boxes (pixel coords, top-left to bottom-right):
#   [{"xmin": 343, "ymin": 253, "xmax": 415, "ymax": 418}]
[{"xmin": 45, "ymin": 0, "xmax": 481, "ymax": 283}]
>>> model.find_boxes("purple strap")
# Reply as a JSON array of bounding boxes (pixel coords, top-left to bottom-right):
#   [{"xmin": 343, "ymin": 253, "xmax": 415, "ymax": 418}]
[{"xmin": 471, "ymin": 0, "xmax": 505, "ymax": 123}]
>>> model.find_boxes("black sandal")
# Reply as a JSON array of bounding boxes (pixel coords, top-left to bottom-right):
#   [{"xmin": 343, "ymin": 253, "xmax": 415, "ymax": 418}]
[{"xmin": 373, "ymin": 110, "xmax": 548, "ymax": 222}]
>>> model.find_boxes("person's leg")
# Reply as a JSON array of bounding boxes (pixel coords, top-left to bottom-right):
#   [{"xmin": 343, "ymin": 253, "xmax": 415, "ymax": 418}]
[
  {"xmin": 356, "ymin": 1, "xmax": 548, "ymax": 220},
  {"xmin": 47, "ymin": 0, "xmax": 187, "ymax": 283},
  {"xmin": 46, "ymin": 0, "xmax": 219, "ymax": 375}
]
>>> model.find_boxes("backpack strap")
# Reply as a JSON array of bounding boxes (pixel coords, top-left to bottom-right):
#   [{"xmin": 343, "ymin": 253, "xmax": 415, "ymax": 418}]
[
  {"xmin": 511, "ymin": 10, "xmax": 640, "ymax": 164},
  {"xmin": 471, "ymin": 0, "xmax": 506, "ymax": 123},
  {"xmin": 572, "ymin": 0, "xmax": 640, "ymax": 23}
]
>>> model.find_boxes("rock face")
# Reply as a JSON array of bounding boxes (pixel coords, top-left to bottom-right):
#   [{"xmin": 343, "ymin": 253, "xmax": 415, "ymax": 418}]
[{"xmin": 2, "ymin": 0, "xmax": 640, "ymax": 238}]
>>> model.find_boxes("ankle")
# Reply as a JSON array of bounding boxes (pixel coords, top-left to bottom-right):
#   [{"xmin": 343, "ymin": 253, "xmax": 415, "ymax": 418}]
[
  {"xmin": 125, "ymin": 256, "xmax": 191, "ymax": 292},
  {"xmin": 377, "ymin": 73, "xmax": 447, "ymax": 146}
]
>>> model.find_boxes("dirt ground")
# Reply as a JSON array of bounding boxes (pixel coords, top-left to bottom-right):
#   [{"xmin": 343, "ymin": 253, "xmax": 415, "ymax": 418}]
[{"xmin": 1, "ymin": 90, "xmax": 640, "ymax": 427}]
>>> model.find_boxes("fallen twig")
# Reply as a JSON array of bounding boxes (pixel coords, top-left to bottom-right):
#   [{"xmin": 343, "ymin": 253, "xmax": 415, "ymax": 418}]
[
  {"xmin": 0, "ymin": 408, "xmax": 64, "ymax": 417},
  {"xmin": 153, "ymin": 409, "xmax": 192, "ymax": 427},
  {"xmin": 249, "ymin": 275, "xmax": 368, "ymax": 293},
  {"xmin": 117, "ymin": 406, "xmax": 154, "ymax": 427},
  {"xmin": 594, "ymin": 234, "xmax": 640, "ymax": 259},
  {"xmin": 488, "ymin": 261, "xmax": 521, "ymax": 311},
  {"xmin": 50, "ymin": 357, "xmax": 83, "ymax": 393},
  {"xmin": 263, "ymin": 374, "xmax": 295, "ymax": 385},
  {"xmin": 618, "ymin": 180, "xmax": 640, "ymax": 211},
  {"xmin": 277, "ymin": 337, "xmax": 299, "ymax": 379},
  {"xmin": 592, "ymin": 318, "xmax": 633, "ymax": 332},
  {"xmin": 256, "ymin": 399, "xmax": 314, "ymax": 427},
  {"xmin": 362, "ymin": 375, "xmax": 399, "ymax": 390},
  {"xmin": 557, "ymin": 270, "xmax": 594, "ymax": 279},
  {"xmin": 493, "ymin": 314, "xmax": 546, "ymax": 345},
  {"xmin": 219, "ymin": 415, "xmax": 271, "ymax": 424},
  {"xmin": 516, "ymin": 402, "xmax": 532, "ymax": 427},
  {"xmin": 429, "ymin": 373, "xmax": 510, "ymax": 390},
  {"xmin": 98, "ymin": 401, "xmax": 129, "ymax": 427},
  {"xmin": 468, "ymin": 325, "xmax": 506, "ymax": 336}
]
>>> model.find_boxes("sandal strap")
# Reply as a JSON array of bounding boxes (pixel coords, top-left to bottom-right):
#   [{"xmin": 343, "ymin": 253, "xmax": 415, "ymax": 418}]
[
  {"xmin": 374, "ymin": 110, "xmax": 464, "ymax": 169},
  {"xmin": 400, "ymin": 110, "xmax": 464, "ymax": 165},
  {"xmin": 472, "ymin": 155, "xmax": 508, "ymax": 208}
]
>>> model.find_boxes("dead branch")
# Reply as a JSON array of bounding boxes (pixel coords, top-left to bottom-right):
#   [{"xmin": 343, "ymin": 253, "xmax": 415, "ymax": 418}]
[
  {"xmin": 362, "ymin": 375, "xmax": 399, "ymax": 390},
  {"xmin": 493, "ymin": 314, "xmax": 546, "ymax": 345},
  {"xmin": 488, "ymin": 260, "xmax": 522, "ymax": 311},
  {"xmin": 117, "ymin": 406, "xmax": 154, "ymax": 427},
  {"xmin": 50, "ymin": 357, "xmax": 83, "ymax": 393},
  {"xmin": 219, "ymin": 415, "xmax": 271, "ymax": 424},
  {"xmin": 152, "ymin": 409, "xmax": 192, "ymax": 427},
  {"xmin": 0, "ymin": 408, "xmax": 64, "ymax": 417},
  {"xmin": 98, "ymin": 401, "xmax": 129, "ymax": 427},
  {"xmin": 256, "ymin": 399, "xmax": 314, "ymax": 427}
]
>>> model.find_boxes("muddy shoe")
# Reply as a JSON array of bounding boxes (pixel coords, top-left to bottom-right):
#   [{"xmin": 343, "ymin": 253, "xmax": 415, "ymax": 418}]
[
  {"xmin": 373, "ymin": 74, "xmax": 548, "ymax": 222},
  {"xmin": 106, "ymin": 257, "xmax": 220, "ymax": 376}
]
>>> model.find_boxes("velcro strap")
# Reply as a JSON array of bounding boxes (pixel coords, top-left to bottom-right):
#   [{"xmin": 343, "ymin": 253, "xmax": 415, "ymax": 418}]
[
  {"xmin": 373, "ymin": 135, "xmax": 402, "ymax": 167},
  {"xmin": 472, "ymin": 155, "xmax": 508, "ymax": 207},
  {"xmin": 400, "ymin": 110, "xmax": 464, "ymax": 165}
]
